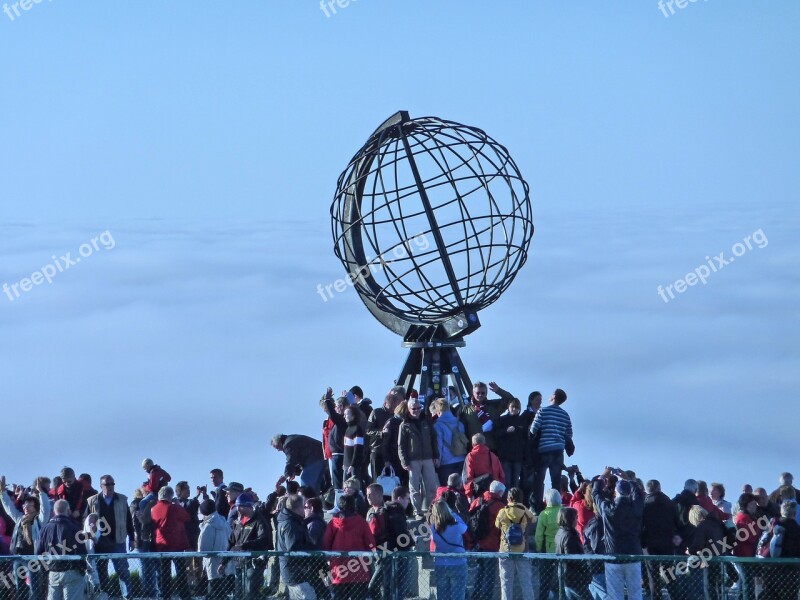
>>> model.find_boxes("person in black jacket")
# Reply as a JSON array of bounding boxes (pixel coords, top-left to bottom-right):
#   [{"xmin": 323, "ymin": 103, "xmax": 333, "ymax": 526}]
[
  {"xmin": 220, "ymin": 493, "xmax": 273, "ymax": 600},
  {"xmin": 642, "ymin": 479, "xmax": 682, "ymax": 600},
  {"xmin": 343, "ymin": 406, "xmax": 367, "ymax": 489},
  {"xmin": 494, "ymin": 397, "xmax": 529, "ymax": 491},
  {"xmin": 367, "ymin": 386, "xmax": 404, "ymax": 480},
  {"xmin": 323, "ymin": 395, "xmax": 348, "ymax": 498},
  {"xmin": 37, "ymin": 499, "xmax": 87, "ymax": 599},
  {"xmin": 381, "ymin": 401, "xmax": 410, "ymax": 488},
  {"xmin": 276, "ymin": 495, "xmax": 317, "ymax": 598},
  {"xmin": 687, "ymin": 506, "xmax": 726, "ymax": 600},
  {"xmin": 592, "ymin": 474, "xmax": 645, "ymax": 600},
  {"xmin": 272, "ymin": 433, "xmax": 326, "ymax": 496},
  {"xmin": 672, "ymin": 479, "xmax": 700, "ymax": 553},
  {"xmin": 555, "ymin": 507, "xmax": 593, "ymax": 600}
]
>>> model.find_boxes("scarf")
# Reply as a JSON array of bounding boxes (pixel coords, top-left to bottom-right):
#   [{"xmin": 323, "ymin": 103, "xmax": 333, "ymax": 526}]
[{"xmin": 20, "ymin": 511, "xmax": 36, "ymax": 547}]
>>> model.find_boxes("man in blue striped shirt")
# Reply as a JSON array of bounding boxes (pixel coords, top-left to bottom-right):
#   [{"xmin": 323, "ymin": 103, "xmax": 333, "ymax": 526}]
[{"xmin": 530, "ymin": 388, "xmax": 574, "ymax": 512}]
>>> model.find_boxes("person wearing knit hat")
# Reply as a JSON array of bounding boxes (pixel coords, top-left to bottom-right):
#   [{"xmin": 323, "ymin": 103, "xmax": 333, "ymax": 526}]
[{"xmin": 592, "ymin": 474, "xmax": 645, "ymax": 600}]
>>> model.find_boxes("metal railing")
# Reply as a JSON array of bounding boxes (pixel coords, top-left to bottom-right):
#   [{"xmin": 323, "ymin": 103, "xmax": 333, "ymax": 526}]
[{"xmin": 1, "ymin": 550, "xmax": 798, "ymax": 599}]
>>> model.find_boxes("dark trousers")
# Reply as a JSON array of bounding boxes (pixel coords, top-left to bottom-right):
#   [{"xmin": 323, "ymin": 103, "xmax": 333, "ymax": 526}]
[
  {"xmin": 502, "ymin": 461, "xmax": 523, "ymax": 491},
  {"xmin": 158, "ymin": 557, "xmax": 190, "ymax": 600},
  {"xmin": 644, "ymin": 548, "xmax": 680, "ymax": 600},
  {"xmin": 333, "ymin": 582, "xmax": 369, "ymax": 599},
  {"xmin": 331, "ymin": 454, "xmax": 345, "ymax": 490},
  {"xmin": 532, "ymin": 450, "xmax": 563, "ymax": 512},
  {"xmin": 207, "ymin": 575, "xmax": 232, "ymax": 599}
]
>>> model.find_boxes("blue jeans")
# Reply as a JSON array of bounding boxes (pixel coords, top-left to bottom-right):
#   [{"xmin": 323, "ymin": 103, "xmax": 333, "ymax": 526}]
[
  {"xmin": 532, "ymin": 450, "xmax": 563, "ymax": 511},
  {"xmin": 501, "ymin": 461, "xmax": 523, "ymax": 491},
  {"xmin": 136, "ymin": 542, "xmax": 159, "ymax": 597},
  {"xmin": 437, "ymin": 563, "xmax": 467, "ymax": 600},
  {"xmin": 330, "ymin": 454, "xmax": 345, "ymax": 490},
  {"xmin": 97, "ymin": 542, "xmax": 132, "ymax": 597},
  {"xmin": 300, "ymin": 459, "xmax": 328, "ymax": 495}
]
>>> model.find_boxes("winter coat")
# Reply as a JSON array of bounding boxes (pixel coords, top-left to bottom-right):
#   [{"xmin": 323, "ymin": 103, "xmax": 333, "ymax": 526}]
[
  {"xmin": 398, "ymin": 415, "xmax": 439, "ymax": 466},
  {"xmin": 150, "ymin": 500, "xmax": 190, "ymax": 551},
  {"xmin": 305, "ymin": 513, "xmax": 327, "ymax": 549},
  {"xmin": 688, "ymin": 516, "xmax": 726, "ymax": 556},
  {"xmin": 56, "ymin": 481, "xmax": 88, "ymax": 517},
  {"xmin": 37, "ymin": 514, "xmax": 87, "ymax": 571},
  {"xmin": 672, "ymin": 489, "xmax": 699, "ymax": 547},
  {"xmin": 276, "ymin": 508, "xmax": 315, "ymax": 585},
  {"xmin": 592, "ymin": 479, "xmax": 644, "ymax": 555},
  {"xmin": 367, "ymin": 406, "xmax": 394, "ymax": 456},
  {"xmin": 457, "ymin": 399, "xmax": 506, "ymax": 450},
  {"xmin": 1, "ymin": 490, "xmax": 50, "ymax": 554},
  {"xmin": 733, "ymin": 512, "xmax": 761, "ymax": 557},
  {"xmin": 535, "ymin": 505, "xmax": 561, "ymax": 553},
  {"xmin": 199, "ymin": 512, "xmax": 232, "ymax": 579},
  {"xmin": 469, "ymin": 491, "xmax": 505, "ymax": 552},
  {"xmin": 325, "ymin": 399, "xmax": 347, "ymax": 455},
  {"xmin": 642, "ymin": 491, "xmax": 680, "ymax": 554},
  {"xmin": 494, "ymin": 414, "xmax": 529, "ymax": 463},
  {"xmin": 143, "ymin": 465, "xmax": 171, "ymax": 495},
  {"xmin": 432, "ymin": 411, "xmax": 468, "ymax": 466},
  {"xmin": 281, "ymin": 434, "xmax": 325, "ymax": 478},
  {"xmin": 343, "ymin": 420, "xmax": 366, "ymax": 474},
  {"xmin": 431, "ymin": 516, "xmax": 468, "ymax": 567},
  {"xmin": 381, "ymin": 415, "xmax": 403, "ymax": 468},
  {"xmin": 495, "ymin": 502, "xmax": 536, "ymax": 552},
  {"xmin": 230, "ymin": 510, "xmax": 273, "ymax": 551},
  {"xmin": 556, "ymin": 526, "xmax": 593, "ymax": 588},
  {"xmin": 776, "ymin": 517, "xmax": 800, "ymax": 557},
  {"xmin": 464, "ymin": 444, "xmax": 505, "ymax": 498},
  {"xmin": 322, "ymin": 513, "xmax": 376, "ymax": 584},
  {"xmin": 583, "ymin": 515, "xmax": 605, "ymax": 555},
  {"xmin": 569, "ymin": 493, "xmax": 595, "ymax": 543}
]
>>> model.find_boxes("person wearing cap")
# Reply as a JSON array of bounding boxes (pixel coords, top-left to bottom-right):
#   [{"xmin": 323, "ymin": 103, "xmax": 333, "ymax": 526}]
[
  {"xmin": 224, "ymin": 482, "xmax": 245, "ymax": 527},
  {"xmin": 198, "ymin": 498, "xmax": 232, "ymax": 600},
  {"xmin": 592, "ymin": 472, "xmax": 645, "ymax": 600},
  {"xmin": 530, "ymin": 388, "xmax": 574, "ymax": 512},
  {"xmin": 271, "ymin": 433, "xmax": 327, "ymax": 496},
  {"xmin": 221, "ymin": 492, "xmax": 273, "ymax": 599}
]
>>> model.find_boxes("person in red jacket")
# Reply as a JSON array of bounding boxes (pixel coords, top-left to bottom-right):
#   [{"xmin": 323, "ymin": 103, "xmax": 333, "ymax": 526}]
[
  {"xmin": 464, "ymin": 433, "xmax": 505, "ymax": 500},
  {"xmin": 468, "ymin": 481, "xmax": 506, "ymax": 600},
  {"xmin": 149, "ymin": 486, "xmax": 190, "ymax": 600},
  {"xmin": 55, "ymin": 467, "xmax": 87, "ymax": 519},
  {"xmin": 323, "ymin": 494, "xmax": 376, "ymax": 599}
]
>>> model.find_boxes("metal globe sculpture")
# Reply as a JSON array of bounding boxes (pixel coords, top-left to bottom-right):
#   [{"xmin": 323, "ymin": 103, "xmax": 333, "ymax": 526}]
[{"xmin": 331, "ymin": 111, "xmax": 533, "ymax": 402}]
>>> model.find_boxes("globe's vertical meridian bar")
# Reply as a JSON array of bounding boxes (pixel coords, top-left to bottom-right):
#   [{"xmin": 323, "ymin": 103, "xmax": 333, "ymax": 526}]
[{"xmin": 397, "ymin": 117, "xmax": 467, "ymax": 312}]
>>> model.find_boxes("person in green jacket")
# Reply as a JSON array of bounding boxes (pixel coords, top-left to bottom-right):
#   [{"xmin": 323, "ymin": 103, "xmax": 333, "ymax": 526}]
[{"xmin": 536, "ymin": 488, "xmax": 562, "ymax": 599}]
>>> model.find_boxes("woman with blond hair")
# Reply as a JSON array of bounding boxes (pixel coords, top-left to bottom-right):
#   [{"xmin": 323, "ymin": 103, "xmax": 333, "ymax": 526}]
[{"xmin": 430, "ymin": 500, "xmax": 467, "ymax": 600}]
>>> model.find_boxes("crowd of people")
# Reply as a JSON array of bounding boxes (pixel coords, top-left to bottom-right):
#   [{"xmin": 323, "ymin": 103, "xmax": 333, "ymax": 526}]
[{"xmin": 1, "ymin": 380, "xmax": 798, "ymax": 600}]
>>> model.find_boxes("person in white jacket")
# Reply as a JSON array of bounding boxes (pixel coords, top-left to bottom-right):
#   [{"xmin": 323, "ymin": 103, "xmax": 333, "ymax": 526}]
[
  {"xmin": 198, "ymin": 499, "xmax": 233, "ymax": 599},
  {"xmin": 0, "ymin": 476, "xmax": 51, "ymax": 599}
]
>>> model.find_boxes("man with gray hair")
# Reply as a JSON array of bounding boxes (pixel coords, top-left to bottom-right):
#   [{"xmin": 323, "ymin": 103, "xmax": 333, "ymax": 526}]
[
  {"xmin": 86, "ymin": 475, "xmax": 135, "ymax": 599},
  {"xmin": 672, "ymin": 479, "xmax": 699, "ymax": 552},
  {"xmin": 38, "ymin": 499, "xmax": 88, "ymax": 600},
  {"xmin": 271, "ymin": 433, "xmax": 326, "ymax": 496},
  {"xmin": 770, "ymin": 472, "xmax": 800, "ymax": 504}
]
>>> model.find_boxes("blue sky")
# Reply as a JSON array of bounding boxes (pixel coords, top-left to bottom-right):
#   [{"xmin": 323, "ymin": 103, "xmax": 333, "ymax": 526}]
[{"xmin": 1, "ymin": 2, "xmax": 798, "ymax": 499}]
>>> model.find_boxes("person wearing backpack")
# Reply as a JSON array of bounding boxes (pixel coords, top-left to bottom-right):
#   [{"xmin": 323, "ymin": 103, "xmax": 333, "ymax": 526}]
[
  {"xmin": 495, "ymin": 487, "xmax": 536, "ymax": 600},
  {"xmin": 468, "ymin": 480, "xmax": 506, "ymax": 600},
  {"xmin": 464, "ymin": 433, "xmax": 506, "ymax": 501},
  {"xmin": 432, "ymin": 398, "xmax": 469, "ymax": 485},
  {"xmin": 366, "ymin": 484, "xmax": 412, "ymax": 600}
]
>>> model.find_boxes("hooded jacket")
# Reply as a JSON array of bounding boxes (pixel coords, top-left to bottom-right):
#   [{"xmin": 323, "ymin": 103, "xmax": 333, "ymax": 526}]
[
  {"xmin": 199, "ymin": 512, "xmax": 232, "ymax": 579},
  {"xmin": 230, "ymin": 510, "xmax": 273, "ymax": 551},
  {"xmin": 322, "ymin": 513, "xmax": 376, "ymax": 585},
  {"xmin": 150, "ymin": 500, "xmax": 190, "ymax": 551},
  {"xmin": 592, "ymin": 479, "xmax": 644, "ymax": 555},
  {"xmin": 469, "ymin": 491, "xmax": 505, "ymax": 552},
  {"xmin": 495, "ymin": 502, "xmax": 536, "ymax": 552},
  {"xmin": 535, "ymin": 504, "xmax": 561, "ymax": 553},
  {"xmin": 276, "ymin": 507, "xmax": 315, "ymax": 585}
]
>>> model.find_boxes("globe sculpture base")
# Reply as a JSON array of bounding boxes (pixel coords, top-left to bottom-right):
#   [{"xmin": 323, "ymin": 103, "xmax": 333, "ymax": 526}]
[{"xmin": 396, "ymin": 340, "xmax": 473, "ymax": 408}]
